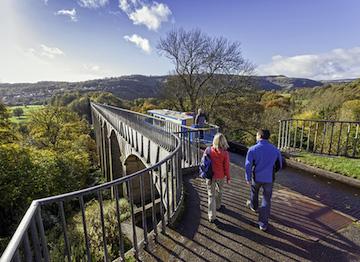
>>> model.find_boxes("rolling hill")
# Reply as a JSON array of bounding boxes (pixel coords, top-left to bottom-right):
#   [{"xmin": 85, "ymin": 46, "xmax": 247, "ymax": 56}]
[{"xmin": 0, "ymin": 74, "xmax": 325, "ymax": 105}]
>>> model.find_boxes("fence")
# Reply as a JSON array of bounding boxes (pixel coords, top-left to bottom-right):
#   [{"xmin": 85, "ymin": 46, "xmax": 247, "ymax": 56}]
[
  {"xmin": 278, "ymin": 119, "xmax": 360, "ymax": 158},
  {"xmin": 1, "ymin": 105, "xmax": 183, "ymax": 262}
]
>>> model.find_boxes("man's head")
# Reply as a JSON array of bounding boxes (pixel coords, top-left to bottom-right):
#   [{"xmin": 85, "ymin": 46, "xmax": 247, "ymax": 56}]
[
  {"xmin": 256, "ymin": 129, "xmax": 270, "ymax": 141},
  {"xmin": 198, "ymin": 108, "xmax": 203, "ymax": 114}
]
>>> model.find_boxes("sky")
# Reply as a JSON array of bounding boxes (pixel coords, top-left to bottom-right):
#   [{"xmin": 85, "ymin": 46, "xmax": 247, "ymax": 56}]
[{"xmin": 1, "ymin": 0, "xmax": 360, "ymax": 83}]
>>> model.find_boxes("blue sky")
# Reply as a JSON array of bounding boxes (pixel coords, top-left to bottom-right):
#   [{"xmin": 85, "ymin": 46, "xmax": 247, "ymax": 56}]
[{"xmin": 1, "ymin": 0, "xmax": 360, "ymax": 82}]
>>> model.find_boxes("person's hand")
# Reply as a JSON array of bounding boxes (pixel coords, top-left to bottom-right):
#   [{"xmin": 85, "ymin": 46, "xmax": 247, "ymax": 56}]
[
  {"xmin": 246, "ymin": 180, "xmax": 251, "ymax": 186},
  {"xmin": 226, "ymin": 177, "xmax": 231, "ymax": 184}
]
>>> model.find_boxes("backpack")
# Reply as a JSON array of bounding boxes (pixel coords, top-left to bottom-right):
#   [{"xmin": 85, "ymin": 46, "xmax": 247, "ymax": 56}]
[{"xmin": 199, "ymin": 147, "xmax": 213, "ymax": 179}]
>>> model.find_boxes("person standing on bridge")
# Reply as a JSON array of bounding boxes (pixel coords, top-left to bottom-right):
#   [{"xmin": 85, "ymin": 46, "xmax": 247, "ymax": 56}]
[
  {"xmin": 245, "ymin": 129, "xmax": 282, "ymax": 231},
  {"xmin": 206, "ymin": 133, "xmax": 230, "ymax": 223},
  {"xmin": 195, "ymin": 108, "xmax": 208, "ymax": 139}
]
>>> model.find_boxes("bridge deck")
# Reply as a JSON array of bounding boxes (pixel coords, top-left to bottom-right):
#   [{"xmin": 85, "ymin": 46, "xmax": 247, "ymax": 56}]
[{"xmin": 139, "ymin": 153, "xmax": 360, "ymax": 262}]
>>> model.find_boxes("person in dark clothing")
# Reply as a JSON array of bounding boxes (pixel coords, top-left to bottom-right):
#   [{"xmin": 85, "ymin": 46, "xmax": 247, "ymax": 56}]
[
  {"xmin": 244, "ymin": 129, "xmax": 283, "ymax": 231},
  {"xmin": 195, "ymin": 108, "xmax": 207, "ymax": 139}
]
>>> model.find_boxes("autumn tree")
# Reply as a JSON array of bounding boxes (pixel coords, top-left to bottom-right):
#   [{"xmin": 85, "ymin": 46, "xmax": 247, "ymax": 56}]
[{"xmin": 157, "ymin": 28, "xmax": 254, "ymax": 114}]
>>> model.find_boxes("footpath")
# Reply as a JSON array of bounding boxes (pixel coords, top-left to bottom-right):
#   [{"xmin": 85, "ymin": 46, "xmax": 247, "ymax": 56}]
[{"xmin": 139, "ymin": 153, "xmax": 360, "ymax": 262}]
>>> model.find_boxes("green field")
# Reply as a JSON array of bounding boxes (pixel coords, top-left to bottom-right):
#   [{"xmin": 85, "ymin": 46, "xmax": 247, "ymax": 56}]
[
  {"xmin": 292, "ymin": 151, "xmax": 360, "ymax": 180},
  {"xmin": 9, "ymin": 105, "xmax": 45, "ymax": 123}
]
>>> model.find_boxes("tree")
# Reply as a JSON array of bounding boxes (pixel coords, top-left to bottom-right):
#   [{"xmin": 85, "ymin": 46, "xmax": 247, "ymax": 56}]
[
  {"xmin": 157, "ymin": 28, "xmax": 254, "ymax": 114},
  {"xmin": 0, "ymin": 102, "xmax": 9, "ymax": 128},
  {"xmin": 28, "ymin": 106, "xmax": 91, "ymax": 151},
  {"xmin": 13, "ymin": 108, "xmax": 24, "ymax": 118},
  {"xmin": 0, "ymin": 102, "xmax": 17, "ymax": 144},
  {"xmin": 339, "ymin": 100, "xmax": 360, "ymax": 121}
]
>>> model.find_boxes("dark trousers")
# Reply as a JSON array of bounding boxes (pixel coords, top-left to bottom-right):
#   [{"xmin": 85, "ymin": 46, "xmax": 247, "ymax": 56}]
[{"xmin": 250, "ymin": 181, "xmax": 273, "ymax": 226}]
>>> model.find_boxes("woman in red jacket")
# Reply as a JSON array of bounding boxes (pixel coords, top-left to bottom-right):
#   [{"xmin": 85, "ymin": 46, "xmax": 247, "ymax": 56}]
[{"xmin": 206, "ymin": 133, "xmax": 230, "ymax": 223}]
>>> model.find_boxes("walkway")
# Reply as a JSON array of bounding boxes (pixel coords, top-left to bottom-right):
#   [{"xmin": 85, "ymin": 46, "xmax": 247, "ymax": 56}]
[{"xmin": 139, "ymin": 153, "xmax": 360, "ymax": 262}]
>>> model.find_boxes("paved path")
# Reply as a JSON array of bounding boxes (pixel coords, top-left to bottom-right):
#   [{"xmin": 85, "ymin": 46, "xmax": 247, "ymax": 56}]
[{"xmin": 139, "ymin": 153, "xmax": 360, "ymax": 262}]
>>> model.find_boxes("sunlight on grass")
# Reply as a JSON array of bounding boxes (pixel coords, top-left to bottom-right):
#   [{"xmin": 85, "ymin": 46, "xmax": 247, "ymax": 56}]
[
  {"xmin": 9, "ymin": 105, "xmax": 45, "ymax": 123},
  {"xmin": 293, "ymin": 152, "xmax": 360, "ymax": 180}
]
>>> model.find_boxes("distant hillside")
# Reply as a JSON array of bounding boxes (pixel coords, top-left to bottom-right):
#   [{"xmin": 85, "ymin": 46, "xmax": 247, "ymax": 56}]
[
  {"xmin": 255, "ymin": 75, "xmax": 323, "ymax": 90},
  {"xmin": 0, "ymin": 74, "xmax": 325, "ymax": 105},
  {"xmin": 0, "ymin": 75, "xmax": 165, "ymax": 105}
]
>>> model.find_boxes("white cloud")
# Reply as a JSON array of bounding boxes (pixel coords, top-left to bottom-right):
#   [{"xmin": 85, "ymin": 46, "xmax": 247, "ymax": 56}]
[
  {"xmin": 119, "ymin": 0, "xmax": 172, "ymax": 31},
  {"xmin": 258, "ymin": 47, "xmax": 360, "ymax": 80},
  {"xmin": 83, "ymin": 63, "xmax": 100, "ymax": 72},
  {"xmin": 124, "ymin": 34, "xmax": 151, "ymax": 53},
  {"xmin": 40, "ymin": 44, "xmax": 64, "ymax": 59},
  {"xmin": 55, "ymin": 9, "xmax": 78, "ymax": 22},
  {"xmin": 78, "ymin": 0, "xmax": 108, "ymax": 9}
]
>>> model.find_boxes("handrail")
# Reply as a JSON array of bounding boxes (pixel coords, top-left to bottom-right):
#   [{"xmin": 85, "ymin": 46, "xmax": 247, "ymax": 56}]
[
  {"xmin": 1, "ymin": 104, "xmax": 185, "ymax": 262},
  {"xmin": 1, "ymin": 202, "xmax": 40, "ymax": 260},
  {"xmin": 279, "ymin": 119, "xmax": 360, "ymax": 124},
  {"xmin": 36, "ymin": 139, "xmax": 181, "ymax": 205},
  {"xmin": 97, "ymin": 102, "xmax": 219, "ymax": 132},
  {"xmin": 278, "ymin": 118, "xmax": 360, "ymax": 158}
]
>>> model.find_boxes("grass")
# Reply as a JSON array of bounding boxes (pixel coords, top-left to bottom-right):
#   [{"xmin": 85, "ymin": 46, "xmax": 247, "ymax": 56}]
[
  {"xmin": 8, "ymin": 105, "xmax": 44, "ymax": 124},
  {"xmin": 292, "ymin": 151, "xmax": 360, "ymax": 180}
]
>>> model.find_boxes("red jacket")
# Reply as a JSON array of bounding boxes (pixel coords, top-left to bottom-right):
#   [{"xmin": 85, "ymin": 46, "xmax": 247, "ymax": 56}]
[{"xmin": 210, "ymin": 147, "xmax": 230, "ymax": 180}]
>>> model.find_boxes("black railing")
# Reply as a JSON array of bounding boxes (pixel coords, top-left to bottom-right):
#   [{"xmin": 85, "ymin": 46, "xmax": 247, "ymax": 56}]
[{"xmin": 278, "ymin": 119, "xmax": 360, "ymax": 158}]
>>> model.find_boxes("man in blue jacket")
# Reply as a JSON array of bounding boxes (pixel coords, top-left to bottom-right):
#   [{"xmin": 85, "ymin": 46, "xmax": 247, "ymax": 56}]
[{"xmin": 245, "ymin": 129, "xmax": 282, "ymax": 231}]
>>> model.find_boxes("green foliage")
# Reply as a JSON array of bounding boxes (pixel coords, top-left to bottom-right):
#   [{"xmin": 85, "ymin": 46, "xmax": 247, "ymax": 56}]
[
  {"xmin": 50, "ymin": 91, "xmax": 130, "ymax": 121},
  {"xmin": 12, "ymin": 107, "xmax": 24, "ymax": 118},
  {"xmin": 293, "ymin": 152, "xmax": 360, "ymax": 180},
  {"xmin": 49, "ymin": 199, "xmax": 132, "ymax": 261},
  {"xmin": 29, "ymin": 148, "xmax": 90, "ymax": 196},
  {"xmin": 0, "ymin": 104, "xmax": 98, "ymax": 251},
  {"xmin": 8, "ymin": 105, "xmax": 45, "ymax": 124},
  {"xmin": 290, "ymin": 80, "xmax": 360, "ymax": 120},
  {"xmin": 0, "ymin": 102, "xmax": 9, "ymax": 126},
  {"xmin": 131, "ymin": 98, "xmax": 162, "ymax": 113},
  {"xmin": 292, "ymin": 111, "xmax": 321, "ymax": 120},
  {"xmin": 28, "ymin": 106, "xmax": 91, "ymax": 150},
  {"xmin": 0, "ymin": 144, "xmax": 33, "ymax": 235},
  {"xmin": 339, "ymin": 100, "xmax": 360, "ymax": 121},
  {"xmin": 0, "ymin": 102, "xmax": 14, "ymax": 143}
]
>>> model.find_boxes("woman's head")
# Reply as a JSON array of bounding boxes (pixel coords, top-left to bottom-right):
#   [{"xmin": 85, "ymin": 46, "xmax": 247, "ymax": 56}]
[{"xmin": 212, "ymin": 133, "xmax": 229, "ymax": 150}]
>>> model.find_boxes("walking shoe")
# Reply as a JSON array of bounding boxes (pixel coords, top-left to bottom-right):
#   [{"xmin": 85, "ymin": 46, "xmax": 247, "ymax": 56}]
[
  {"xmin": 216, "ymin": 205, "xmax": 224, "ymax": 211},
  {"xmin": 246, "ymin": 200, "xmax": 258, "ymax": 213},
  {"xmin": 258, "ymin": 222, "xmax": 268, "ymax": 231},
  {"xmin": 209, "ymin": 218, "xmax": 218, "ymax": 223}
]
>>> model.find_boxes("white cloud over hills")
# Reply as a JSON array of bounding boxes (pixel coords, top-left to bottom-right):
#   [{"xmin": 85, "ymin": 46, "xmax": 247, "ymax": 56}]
[
  {"xmin": 124, "ymin": 34, "xmax": 151, "ymax": 53},
  {"xmin": 258, "ymin": 47, "xmax": 360, "ymax": 80},
  {"xmin": 55, "ymin": 9, "xmax": 78, "ymax": 22},
  {"xmin": 119, "ymin": 0, "xmax": 172, "ymax": 31}
]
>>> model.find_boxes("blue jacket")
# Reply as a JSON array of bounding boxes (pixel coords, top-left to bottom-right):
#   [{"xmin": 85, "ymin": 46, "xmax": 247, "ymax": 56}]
[{"xmin": 245, "ymin": 140, "xmax": 282, "ymax": 183}]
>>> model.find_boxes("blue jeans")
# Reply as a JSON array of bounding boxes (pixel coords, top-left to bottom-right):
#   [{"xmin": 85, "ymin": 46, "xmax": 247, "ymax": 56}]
[{"xmin": 250, "ymin": 181, "xmax": 273, "ymax": 226}]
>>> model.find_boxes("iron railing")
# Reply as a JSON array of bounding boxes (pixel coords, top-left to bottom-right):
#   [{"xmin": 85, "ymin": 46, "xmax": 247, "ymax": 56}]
[
  {"xmin": 96, "ymin": 103, "xmax": 219, "ymax": 167},
  {"xmin": 278, "ymin": 119, "xmax": 360, "ymax": 158},
  {"xmin": 1, "ymin": 104, "xmax": 185, "ymax": 261}
]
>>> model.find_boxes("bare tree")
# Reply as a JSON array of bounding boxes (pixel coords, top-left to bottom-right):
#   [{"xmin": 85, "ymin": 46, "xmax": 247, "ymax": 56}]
[{"xmin": 158, "ymin": 28, "xmax": 254, "ymax": 114}]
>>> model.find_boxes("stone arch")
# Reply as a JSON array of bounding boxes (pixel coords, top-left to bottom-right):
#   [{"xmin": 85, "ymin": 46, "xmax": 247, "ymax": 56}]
[
  {"xmin": 109, "ymin": 130, "xmax": 123, "ymax": 180},
  {"xmin": 124, "ymin": 155, "xmax": 152, "ymax": 206},
  {"xmin": 102, "ymin": 121, "xmax": 110, "ymax": 181}
]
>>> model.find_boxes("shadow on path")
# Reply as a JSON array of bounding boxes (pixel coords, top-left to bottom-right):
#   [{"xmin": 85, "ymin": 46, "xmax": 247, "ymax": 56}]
[{"xmin": 139, "ymin": 154, "xmax": 360, "ymax": 261}]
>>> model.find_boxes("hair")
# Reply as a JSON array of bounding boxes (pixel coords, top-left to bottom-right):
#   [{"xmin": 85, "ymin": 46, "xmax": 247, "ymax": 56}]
[
  {"xmin": 212, "ymin": 133, "xmax": 229, "ymax": 150},
  {"xmin": 257, "ymin": 129, "xmax": 270, "ymax": 140}
]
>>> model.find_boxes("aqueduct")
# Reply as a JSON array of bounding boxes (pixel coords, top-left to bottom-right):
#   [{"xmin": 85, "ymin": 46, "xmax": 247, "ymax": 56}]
[{"xmin": 2, "ymin": 102, "xmax": 206, "ymax": 261}]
